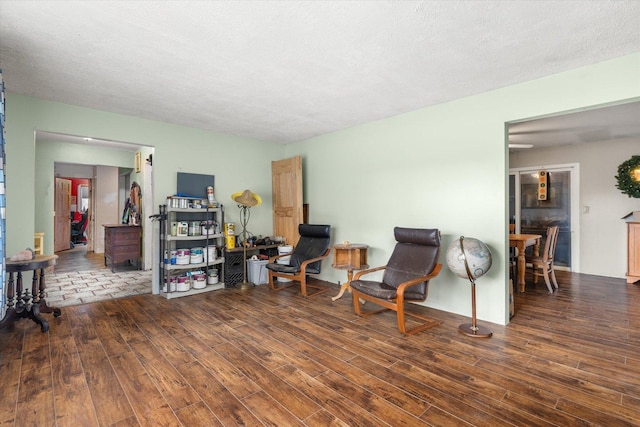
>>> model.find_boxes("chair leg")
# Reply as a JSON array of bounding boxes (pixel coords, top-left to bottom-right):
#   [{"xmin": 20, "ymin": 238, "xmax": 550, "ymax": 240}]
[
  {"xmin": 269, "ymin": 271, "xmax": 329, "ymax": 297},
  {"xmin": 542, "ymin": 267, "xmax": 554, "ymax": 294},
  {"xmin": 396, "ymin": 299, "xmax": 441, "ymax": 335},
  {"xmin": 353, "ymin": 292, "xmax": 439, "ymax": 335},
  {"xmin": 352, "ymin": 291, "xmax": 389, "ymax": 317},
  {"xmin": 549, "ymin": 267, "xmax": 559, "ymax": 289},
  {"xmin": 268, "ymin": 272, "xmax": 296, "ymax": 292},
  {"xmin": 300, "ymin": 276, "xmax": 331, "ymax": 297}
]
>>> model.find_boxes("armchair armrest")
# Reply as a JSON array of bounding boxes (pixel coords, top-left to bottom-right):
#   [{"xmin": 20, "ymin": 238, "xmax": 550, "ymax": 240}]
[
  {"xmin": 299, "ymin": 248, "xmax": 331, "ymax": 272},
  {"xmin": 396, "ymin": 264, "xmax": 442, "ymax": 299},
  {"xmin": 353, "ymin": 265, "xmax": 387, "ymax": 281},
  {"xmin": 268, "ymin": 253, "xmax": 288, "ymax": 263}
]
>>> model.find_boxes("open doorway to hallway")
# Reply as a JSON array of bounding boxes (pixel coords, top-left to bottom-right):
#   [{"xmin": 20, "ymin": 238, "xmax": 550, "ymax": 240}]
[{"xmin": 36, "ymin": 130, "xmax": 154, "ymax": 277}]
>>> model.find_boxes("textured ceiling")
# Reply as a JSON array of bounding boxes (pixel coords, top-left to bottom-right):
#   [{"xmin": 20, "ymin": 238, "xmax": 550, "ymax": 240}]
[{"xmin": 1, "ymin": 1, "xmax": 639, "ymax": 145}]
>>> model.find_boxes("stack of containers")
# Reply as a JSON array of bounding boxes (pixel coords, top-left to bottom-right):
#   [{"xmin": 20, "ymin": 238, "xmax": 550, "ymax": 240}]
[
  {"xmin": 224, "ymin": 222, "xmax": 236, "ymax": 249},
  {"xmin": 276, "ymin": 245, "xmax": 293, "ymax": 282}
]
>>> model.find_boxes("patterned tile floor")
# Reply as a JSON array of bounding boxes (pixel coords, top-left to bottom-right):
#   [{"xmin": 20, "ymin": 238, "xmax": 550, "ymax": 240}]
[
  {"xmin": 40, "ymin": 245, "xmax": 152, "ymax": 307},
  {"xmin": 45, "ymin": 269, "xmax": 152, "ymax": 307}
]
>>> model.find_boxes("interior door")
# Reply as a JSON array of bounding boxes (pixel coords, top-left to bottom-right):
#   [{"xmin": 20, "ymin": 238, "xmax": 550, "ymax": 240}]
[
  {"xmin": 54, "ymin": 178, "xmax": 71, "ymax": 252},
  {"xmin": 272, "ymin": 156, "xmax": 303, "ymax": 247}
]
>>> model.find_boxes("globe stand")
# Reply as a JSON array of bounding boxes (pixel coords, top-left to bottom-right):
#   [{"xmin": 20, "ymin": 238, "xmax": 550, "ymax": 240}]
[
  {"xmin": 458, "ymin": 278, "xmax": 493, "ymax": 337},
  {"xmin": 458, "ymin": 236, "xmax": 493, "ymax": 338}
]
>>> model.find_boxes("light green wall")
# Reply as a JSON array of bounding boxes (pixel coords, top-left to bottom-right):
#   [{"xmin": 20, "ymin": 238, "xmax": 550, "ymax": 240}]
[
  {"xmin": 5, "ymin": 53, "xmax": 639, "ymax": 326},
  {"xmin": 5, "ymin": 95, "xmax": 283, "ymax": 260},
  {"xmin": 285, "ymin": 53, "xmax": 640, "ymax": 325}
]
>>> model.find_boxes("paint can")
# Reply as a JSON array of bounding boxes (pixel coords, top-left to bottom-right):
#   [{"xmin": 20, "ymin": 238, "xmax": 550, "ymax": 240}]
[
  {"xmin": 201, "ymin": 220, "xmax": 216, "ymax": 236},
  {"xmin": 175, "ymin": 249, "xmax": 190, "ymax": 265},
  {"xmin": 177, "ymin": 222, "xmax": 188, "ymax": 236},
  {"xmin": 225, "ymin": 235, "xmax": 236, "ymax": 249},
  {"xmin": 192, "ymin": 273, "xmax": 207, "ymax": 289},
  {"xmin": 224, "ymin": 222, "xmax": 235, "ymax": 236},
  {"xmin": 188, "ymin": 221, "xmax": 201, "ymax": 236},
  {"xmin": 176, "ymin": 275, "xmax": 190, "ymax": 292},
  {"xmin": 205, "ymin": 245, "xmax": 217, "ymax": 262},
  {"xmin": 190, "ymin": 247, "xmax": 204, "ymax": 264},
  {"xmin": 207, "ymin": 269, "xmax": 219, "ymax": 285},
  {"xmin": 163, "ymin": 276, "xmax": 177, "ymax": 293}
]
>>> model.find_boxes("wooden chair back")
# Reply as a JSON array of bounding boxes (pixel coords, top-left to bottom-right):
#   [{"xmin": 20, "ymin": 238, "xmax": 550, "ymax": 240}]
[{"xmin": 542, "ymin": 226, "xmax": 560, "ymax": 263}]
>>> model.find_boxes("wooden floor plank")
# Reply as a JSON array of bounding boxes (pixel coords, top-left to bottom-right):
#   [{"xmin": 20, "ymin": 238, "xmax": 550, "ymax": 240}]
[
  {"xmin": 174, "ymin": 401, "xmax": 224, "ymax": 427},
  {"xmin": 177, "ymin": 360, "xmax": 262, "ymax": 426}
]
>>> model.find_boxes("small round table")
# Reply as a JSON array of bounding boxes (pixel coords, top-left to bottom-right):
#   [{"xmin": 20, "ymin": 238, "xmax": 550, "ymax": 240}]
[
  {"xmin": 0, "ymin": 255, "xmax": 61, "ymax": 332},
  {"xmin": 331, "ymin": 243, "xmax": 369, "ymax": 301}
]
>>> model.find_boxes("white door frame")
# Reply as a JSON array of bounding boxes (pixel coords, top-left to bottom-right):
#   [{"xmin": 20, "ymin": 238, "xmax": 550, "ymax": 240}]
[{"xmin": 509, "ymin": 162, "xmax": 580, "ymax": 272}]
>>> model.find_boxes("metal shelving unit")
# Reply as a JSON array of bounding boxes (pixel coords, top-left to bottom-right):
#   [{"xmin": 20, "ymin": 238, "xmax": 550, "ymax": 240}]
[{"xmin": 159, "ymin": 202, "xmax": 225, "ymax": 299}]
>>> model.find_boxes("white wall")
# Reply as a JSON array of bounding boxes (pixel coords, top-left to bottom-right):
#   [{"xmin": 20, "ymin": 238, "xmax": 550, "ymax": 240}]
[
  {"xmin": 510, "ymin": 137, "xmax": 640, "ymax": 278},
  {"xmin": 93, "ymin": 166, "xmax": 120, "ymax": 254}
]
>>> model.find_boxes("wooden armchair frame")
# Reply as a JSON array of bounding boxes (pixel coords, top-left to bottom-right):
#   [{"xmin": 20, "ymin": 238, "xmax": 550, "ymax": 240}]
[
  {"xmin": 352, "ymin": 263, "xmax": 442, "ymax": 335},
  {"xmin": 268, "ymin": 249, "xmax": 331, "ymax": 297}
]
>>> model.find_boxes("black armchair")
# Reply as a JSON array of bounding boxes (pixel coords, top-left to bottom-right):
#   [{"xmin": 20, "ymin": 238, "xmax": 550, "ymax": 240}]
[
  {"xmin": 267, "ymin": 224, "xmax": 331, "ymax": 297},
  {"xmin": 350, "ymin": 227, "xmax": 442, "ymax": 335}
]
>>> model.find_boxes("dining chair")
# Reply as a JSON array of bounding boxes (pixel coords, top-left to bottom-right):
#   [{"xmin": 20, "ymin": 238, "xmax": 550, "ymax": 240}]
[
  {"xmin": 525, "ymin": 225, "xmax": 559, "ymax": 293},
  {"xmin": 508, "ymin": 223, "xmax": 517, "ymax": 279}
]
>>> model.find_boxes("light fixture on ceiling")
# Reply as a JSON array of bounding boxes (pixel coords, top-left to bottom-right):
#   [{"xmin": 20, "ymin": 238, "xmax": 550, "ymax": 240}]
[{"xmin": 508, "ymin": 143, "xmax": 533, "ymax": 149}]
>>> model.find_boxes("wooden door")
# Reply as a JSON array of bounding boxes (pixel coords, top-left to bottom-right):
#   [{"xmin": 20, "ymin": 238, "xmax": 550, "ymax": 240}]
[
  {"xmin": 272, "ymin": 156, "xmax": 303, "ymax": 247},
  {"xmin": 54, "ymin": 178, "xmax": 71, "ymax": 252}
]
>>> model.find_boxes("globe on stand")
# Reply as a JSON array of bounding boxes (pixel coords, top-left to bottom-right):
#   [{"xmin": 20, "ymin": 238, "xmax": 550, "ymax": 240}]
[{"xmin": 445, "ymin": 236, "xmax": 493, "ymax": 338}]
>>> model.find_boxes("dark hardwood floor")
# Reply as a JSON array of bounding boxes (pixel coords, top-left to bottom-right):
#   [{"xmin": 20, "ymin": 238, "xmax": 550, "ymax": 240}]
[
  {"xmin": 54, "ymin": 244, "xmax": 138, "ymax": 273},
  {"xmin": 1, "ymin": 271, "xmax": 638, "ymax": 426},
  {"xmin": 53, "ymin": 244, "xmax": 104, "ymax": 273}
]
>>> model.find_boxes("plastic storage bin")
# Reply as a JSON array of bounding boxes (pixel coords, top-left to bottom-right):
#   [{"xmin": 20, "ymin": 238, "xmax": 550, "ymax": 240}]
[{"xmin": 247, "ymin": 259, "xmax": 269, "ymax": 285}]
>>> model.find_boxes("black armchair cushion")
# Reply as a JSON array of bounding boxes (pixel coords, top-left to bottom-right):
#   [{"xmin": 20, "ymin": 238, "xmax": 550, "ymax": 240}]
[
  {"xmin": 351, "ymin": 227, "xmax": 441, "ymax": 301},
  {"xmin": 266, "ymin": 224, "xmax": 331, "ymax": 274}
]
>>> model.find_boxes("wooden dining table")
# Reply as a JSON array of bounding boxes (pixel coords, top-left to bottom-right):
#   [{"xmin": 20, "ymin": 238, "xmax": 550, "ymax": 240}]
[{"xmin": 509, "ymin": 233, "xmax": 542, "ymax": 292}]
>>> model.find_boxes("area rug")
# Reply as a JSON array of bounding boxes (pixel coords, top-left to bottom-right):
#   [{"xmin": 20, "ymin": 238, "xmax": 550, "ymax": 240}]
[{"xmin": 43, "ymin": 269, "xmax": 152, "ymax": 307}]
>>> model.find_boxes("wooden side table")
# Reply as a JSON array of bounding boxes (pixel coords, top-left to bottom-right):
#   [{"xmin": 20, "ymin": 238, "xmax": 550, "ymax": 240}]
[
  {"xmin": 331, "ymin": 243, "xmax": 369, "ymax": 301},
  {"xmin": 0, "ymin": 255, "xmax": 60, "ymax": 332}
]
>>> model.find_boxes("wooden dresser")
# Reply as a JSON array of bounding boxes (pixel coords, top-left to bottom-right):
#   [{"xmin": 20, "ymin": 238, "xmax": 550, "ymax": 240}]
[
  {"xmin": 103, "ymin": 224, "xmax": 141, "ymax": 272},
  {"xmin": 628, "ymin": 222, "xmax": 640, "ymax": 284}
]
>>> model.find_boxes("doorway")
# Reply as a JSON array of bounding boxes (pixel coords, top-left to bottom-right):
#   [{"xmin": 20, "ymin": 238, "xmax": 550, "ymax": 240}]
[
  {"xmin": 36, "ymin": 131, "xmax": 154, "ymax": 275},
  {"xmin": 54, "ymin": 177, "xmax": 92, "ymax": 253},
  {"xmin": 509, "ymin": 164, "xmax": 580, "ymax": 271}
]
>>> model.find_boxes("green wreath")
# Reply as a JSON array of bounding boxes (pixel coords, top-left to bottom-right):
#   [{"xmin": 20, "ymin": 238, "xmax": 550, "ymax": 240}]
[{"xmin": 615, "ymin": 155, "xmax": 640, "ymax": 198}]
